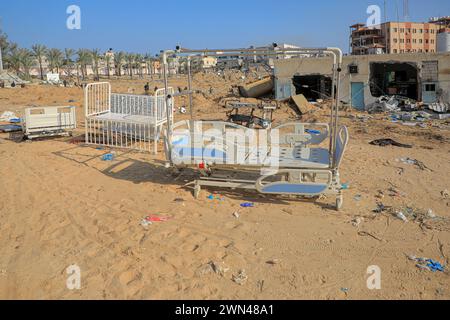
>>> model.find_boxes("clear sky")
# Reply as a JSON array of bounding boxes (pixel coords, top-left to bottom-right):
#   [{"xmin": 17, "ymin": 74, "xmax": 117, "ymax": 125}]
[{"xmin": 1, "ymin": 0, "xmax": 449, "ymax": 54}]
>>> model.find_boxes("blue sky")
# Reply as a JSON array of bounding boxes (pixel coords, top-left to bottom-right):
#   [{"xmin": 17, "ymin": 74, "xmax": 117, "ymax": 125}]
[{"xmin": 1, "ymin": 0, "xmax": 449, "ymax": 54}]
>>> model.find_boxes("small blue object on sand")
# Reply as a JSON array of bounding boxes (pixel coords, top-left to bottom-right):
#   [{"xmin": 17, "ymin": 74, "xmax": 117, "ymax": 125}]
[
  {"xmin": 426, "ymin": 259, "xmax": 445, "ymax": 272},
  {"xmin": 102, "ymin": 153, "xmax": 114, "ymax": 161},
  {"xmin": 240, "ymin": 202, "xmax": 254, "ymax": 208}
]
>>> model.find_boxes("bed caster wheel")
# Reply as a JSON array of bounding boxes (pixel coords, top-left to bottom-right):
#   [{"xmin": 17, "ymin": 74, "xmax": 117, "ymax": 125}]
[
  {"xmin": 336, "ymin": 195, "xmax": 343, "ymax": 211},
  {"xmin": 193, "ymin": 184, "xmax": 201, "ymax": 199}
]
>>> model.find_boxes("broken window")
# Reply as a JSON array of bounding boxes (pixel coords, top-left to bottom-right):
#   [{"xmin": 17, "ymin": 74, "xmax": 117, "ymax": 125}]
[
  {"xmin": 369, "ymin": 62, "xmax": 419, "ymax": 100},
  {"xmin": 292, "ymin": 75, "xmax": 333, "ymax": 100}
]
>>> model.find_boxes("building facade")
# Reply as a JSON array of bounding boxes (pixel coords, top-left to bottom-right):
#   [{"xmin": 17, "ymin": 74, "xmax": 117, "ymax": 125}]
[
  {"xmin": 274, "ymin": 52, "xmax": 450, "ymax": 108},
  {"xmin": 351, "ymin": 22, "xmax": 439, "ymax": 55}
]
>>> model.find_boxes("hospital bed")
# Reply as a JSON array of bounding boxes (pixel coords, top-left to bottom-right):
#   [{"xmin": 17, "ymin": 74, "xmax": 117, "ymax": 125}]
[{"xmin": 160, "ymin": 45, "xmax": 348, "ymax": 210}]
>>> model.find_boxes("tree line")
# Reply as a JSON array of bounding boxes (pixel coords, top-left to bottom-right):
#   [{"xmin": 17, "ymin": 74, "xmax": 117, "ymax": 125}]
[{"xmin": 0, "ymin": 29, "xmax": 159, "ymax": 81}]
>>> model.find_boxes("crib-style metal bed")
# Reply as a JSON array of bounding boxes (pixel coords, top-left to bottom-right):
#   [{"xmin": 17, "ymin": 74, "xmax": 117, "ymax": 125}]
[
  {"xmin": 84, "ymin": 82, "xmax": 174, "ymax": 154},
  {"xmin": 161, "ymin": 45, "xmax": 348, "ymax": 210}
]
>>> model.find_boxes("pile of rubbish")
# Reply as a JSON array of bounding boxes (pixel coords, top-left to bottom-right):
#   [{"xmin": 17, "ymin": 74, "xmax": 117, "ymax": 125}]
[
  {"xmin": 366, "ymin": 95, "xmax": 450, "ymax": 127},
  {"xmin": 366, "ymin": 95, "xmax": 418, "ymax": 113},
  {"xmin": 0, "ymin": 111, "xmax": 21, "ymax": 123}
]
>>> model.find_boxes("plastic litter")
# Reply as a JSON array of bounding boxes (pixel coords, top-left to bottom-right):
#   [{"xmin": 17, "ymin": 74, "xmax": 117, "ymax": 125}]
[
  {"xmin": 145, "ymin": 215, "xmax": 172, "ymax": 222},
  {"xmin": 207, "ymin": 194, "xmax": 224, "ymax": 201},
  {"xmin": 102, "ymin": 153, "xmax": 114, "ymax": 161},
  {"xmin": 0, "ymin": 111, "xmax": 18, "ymax": 122},
  {"xmin": 407, "ymin": 255, "xmax": 445, "ymax": 272},
  {"xmin": 232, "ymin": 270, "xmax": 248, "ymax": 285},
  {"xmin": 353, "ymin": 195, "xmax": 362, "ymax": 201},
  {"xmin": 395, "ymin": 211, "xmax": 408, "ymax": 222},
  {"xmin": 341, "ymin": 183, "xmax": 349, "ymax": 190},
  {"xmin": 240, "ymin": 202, "xmax": 254, "ymax": 208}
]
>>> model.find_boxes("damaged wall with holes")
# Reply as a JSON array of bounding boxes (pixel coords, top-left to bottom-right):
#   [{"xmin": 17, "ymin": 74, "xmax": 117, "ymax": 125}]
[{"xmin": 274, "ymin": 52, "xmax": 450, "ymax": 109}]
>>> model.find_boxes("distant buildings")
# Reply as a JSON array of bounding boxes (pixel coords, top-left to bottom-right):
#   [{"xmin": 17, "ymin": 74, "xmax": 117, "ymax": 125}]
[{"xmin": 350, "ymin": 22, "xmax": 439, "ymax": 55}]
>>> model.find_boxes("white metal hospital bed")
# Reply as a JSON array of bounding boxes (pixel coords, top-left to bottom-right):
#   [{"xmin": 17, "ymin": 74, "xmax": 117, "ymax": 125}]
[{"xmin": 161, "ymin": 45, "xmax": 348, "ymax": 210}]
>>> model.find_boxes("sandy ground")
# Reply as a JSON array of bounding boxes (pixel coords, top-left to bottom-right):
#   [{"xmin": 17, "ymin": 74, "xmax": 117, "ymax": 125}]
[{"xmin": 0, "ymin": 75, "xmax": 449, "ymax": 300}]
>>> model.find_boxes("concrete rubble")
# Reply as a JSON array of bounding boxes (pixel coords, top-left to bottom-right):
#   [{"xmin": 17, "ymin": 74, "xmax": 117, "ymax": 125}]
[{"xmin": 0, "ymin": 72, "xmax": 28, "ymax": 87}]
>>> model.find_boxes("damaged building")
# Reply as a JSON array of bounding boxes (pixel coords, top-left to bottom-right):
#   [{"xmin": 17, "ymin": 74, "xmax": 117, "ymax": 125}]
[{"xmin": 274, "ymin": 52, "xmax": 450, "ymax": 109}]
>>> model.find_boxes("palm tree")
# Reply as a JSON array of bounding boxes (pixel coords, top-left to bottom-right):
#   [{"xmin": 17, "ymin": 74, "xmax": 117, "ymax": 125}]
[
  {"xmin": 114, "ymin": 51, "xmax": 125, "ymax": 77},
  {"xmin": 46, "ymin": 48, "xmax": 63, "ymax": 73},
  {"xmin": 105, "ymin": 53, "xmax": 112, "ymax": 79},
  {"xmin": 19, "ymin": 49, "xmax": 34, "ymax": 80},
  {"xmin": 143, "ymin": 53, "xmax": 152, "ymax": 77},
  {"xmin": 7, "ymin": 47, "xmax": 23, "ymax": 74},
  {"xmin": 76, "ymin": 49, "xmax": 91, "ymax": 80},
  {"xmin": 135, "ymin": 53, "xmax": 144, "ymax": 78},
  {"xmin": 90, "ymin": 49, "xmax": 101, "ymax": 80},
  {"xmin": 125, "ymin": 53, "xmax": 135, "ymax": 79},
  {"xmin": 31, "ymin": 44, "xmax": 47, "ymax": 80},
  {"xmin": 63, "ymin": 48, "xmax": 75, "ymax": 77},
  {"xmin": 0, "ymin": 30, "xmax": 10, "ymax": 71}
]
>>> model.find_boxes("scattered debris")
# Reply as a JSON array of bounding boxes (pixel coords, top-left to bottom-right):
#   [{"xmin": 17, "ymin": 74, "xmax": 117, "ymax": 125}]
[
  {"xmin": 140, "ymin": 219, "xmax": 152, "ymax": 229},
  {"xmin": 395, "ymin": 211, "xmax": 409, "ymax": 222},
  {"xmin": 352, "ymin": 217, "xmax": 363, "ymax": 227},
  {"xmin": 238, "ymin": 77, "xmax": 273, "ymax": 98},
  {"xmin": 291, "ymin": 94, "xmax": 316, "ymax": 114},
  {"xmin": 341, "ymin": 183, "xmax": 350, "ymax": 190},
  {"xmin": 195, "ymin": 263, "xmax": 214, "ymax": 277},
  {"xmin": 358, "ymin": 231, "xmax": 383, "ymax": 242},
  {"xmin": 232, "ymin": 269, "xmax": 248, "ymax": 285},
  {"xmin": 257, "ymin": 280, "xmax": 265, "ymax": 292},
  {"xmin": 370, "ymin": 139, "xmax": 412, "ymax": 148},
  {"xmin": 428, "ymin": 102, "xmax": 449, "ymax": 114},
  {"xmin": 407, "ymin": 255, "xmax": 445, "ymax": 272},
  {"xmin": 0, "ymin": 111, "xmax": 20, "ymax": 122},
  {"xmin": 353, "ymin": 195, "xmax": 362, "ymax": 202},
  {"xmin": 367, "ymin": 95, "xmax": 400, "ymax": 113},
  {"xmin": 102, "ymin": 153, "xmax": 114, "ymax": 161},
  {"xmin": 210, "ymin": 261, "xmax": 230, "ymax": 277},
  {"xmin": 145, "ymin": 215, "xmax": 172, "ymax": 222},
  {"xmin": 266, "ymin": 259, "xmax": 280, "ymax": 265},
  {"xmin": 240, "ymin": 202, "xmax": 254, "ymax": 208},
  {"xmin": 397, "ymin": 158, "xmax": 432, "ymax": 171},
  {"xmin": 387, "ymin": 187, "xmax": 406, "ymax": 198},
  {"xmin": 0, "ymin": 72, "xmax": 28, "ymax": 87},
  {"xmin": 340, "ymin": 287, "xmax": 349, "ymax": 294},
  {"xmin": 207, "ymin": 194, "xmax": 225, "ymax": 201},
  {"xmin": 441, "ymin": 189, "xmax": 449, "ymax": 199},
  {"xmin": 232, "ymin": 211, "xmax": 240, "ymax": 219}
]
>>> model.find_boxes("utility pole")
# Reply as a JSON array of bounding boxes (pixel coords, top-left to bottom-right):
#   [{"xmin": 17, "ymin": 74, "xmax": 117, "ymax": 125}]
[{"xmin": 0, "ymin": 17, "xmax": 4, "ymax": 72}]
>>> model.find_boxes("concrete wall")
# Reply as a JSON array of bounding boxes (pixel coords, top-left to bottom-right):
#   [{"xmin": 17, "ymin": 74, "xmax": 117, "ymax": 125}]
[{"xmin": 274, "ymin": 52, "xmax": 450, "ymax": 106}]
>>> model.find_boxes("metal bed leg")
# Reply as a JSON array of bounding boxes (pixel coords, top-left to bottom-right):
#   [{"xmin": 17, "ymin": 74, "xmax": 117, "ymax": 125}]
[
  {"xmin": 193, "ymin": 181, "xmax": 201, "ymax": 199},
  {"xmin": 336, "ymin": 193, "xmax": 343, "ymax": 211}
]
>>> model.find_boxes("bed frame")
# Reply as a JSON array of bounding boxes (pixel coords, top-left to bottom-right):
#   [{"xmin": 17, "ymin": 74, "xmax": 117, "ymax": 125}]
[
  {"xmin": 84, "ymin": 82, "xmax": 174, "ymax": 154},
  {"xmin": 23, "ymin": 106, "xmax": 77, "ymax": 139}
]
